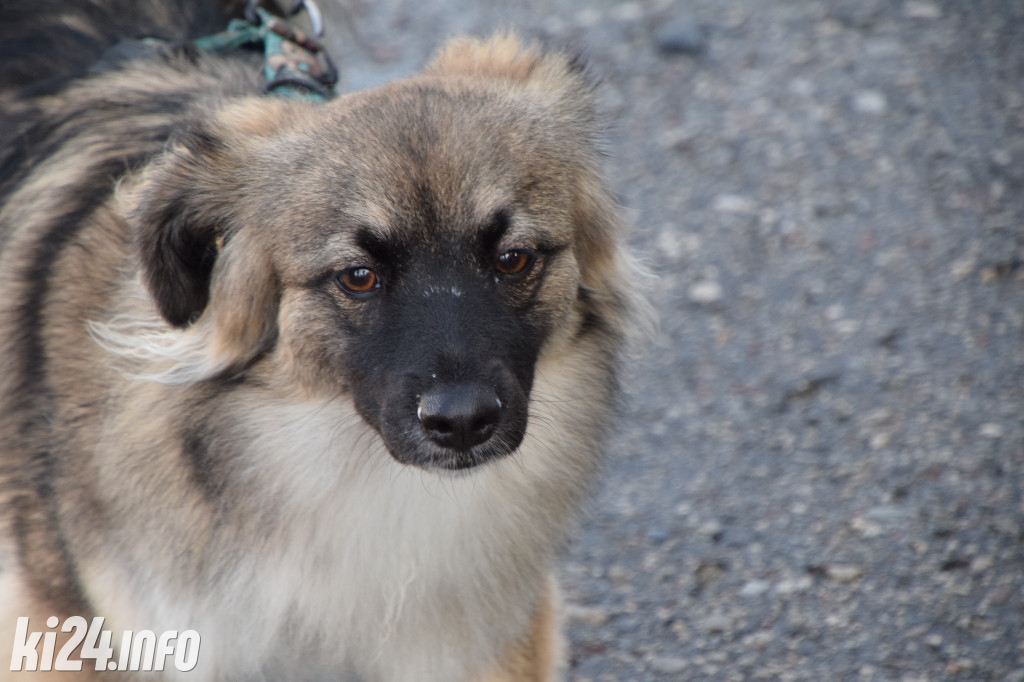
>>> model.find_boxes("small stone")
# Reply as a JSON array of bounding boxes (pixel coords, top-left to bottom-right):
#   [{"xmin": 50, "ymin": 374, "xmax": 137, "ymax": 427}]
[
  {"xmin": 946, "ymin": 659, "xmax": 975, "ymax": 674},
  {"xmin": 655, "ymin": 16, "xmax": 706, "ymax": 56},
  {"xmin": 609, "ymin": 2, "xmax": 644, "ymax": 23},
  {"xmin": 575, "ymin": 7, "xmax": 602, "ymax": 27},
  {"xmin": 990, "ymin": 179, "xmax": 1006, "ymax": 205},
  {"xmin": 835, "ymin": 319, "xmax": 861, "ymax": 335},
  {"xmin": 739, "ymin": 580, "xmax": 772, "ymax": 598},
  {"xmin": 688, "ymin": 280, "xmax": 724, "ymax": 304},
  {"xmin": 826, "ymin": 564, "xmax": 866, "ymax": 583},
  {"xmin": 658, "ymin": 126, "xmax": 692, "ymax": 151},
  {"xmin": 713, "ymin": 194, "xmax": 758, "ymax": 214},
  {"xmin": 853, "ymin": 89, "xmax": 888, "ymax": 115},
  {"xmin": 979, "ymin": 423, "xmax": 1003, "ymax": 439},
  {"xmin": 864, "ymin": 505, "xmax": 913, "ymax": 524},
  {"xmin": 869, "ymin": 431, "xmax": 892, "ymax": 450},
  {"xmin": 649, "ymin": 656, "xmax": 688, "ymax": 675},
  {"xmin": 698, "ymin": 520, "xmax": 724, "ymax": 538},
  {"xmin": 565, "ymin": 604, "xmax": 612, "ymax": 627},
  {"xmin": 774, "ymin": 576, "xmax": 812, "ymax": 595},
  {"xmin": 950, "ymin": 253, "xmax": 977, "ymax": 281},
  {"xmin": 702, "ymin": 613, "xmax": 732, "ymax": 634},
  {"xmin": 903, "ymin": 1, "xmax": 942, "ymax": 19},
  {"xmin": 992, "ymin": 149, "xmax": 1012, "ymax": 167},
  {"xmin": 541, "ymin": 16, "xmax": 568, "ymax": 37},
  {"xmin": 816, "ymin": 18, "xmax": 843, "ymax": 36},
  {"xmin": 825, "ymin": 612, "xmax": 850, "ymax": 628},
  {"xmin": 789, "ymin": 77, "xmax": 815, "ymax": 97},
  {"xmin": 694, "ymin": 557, "xmax": 729, "ymax": 582},
  {"xmin": 647, "ymin": 527, "xmax": 670, "ymax": 544},
  {"xmin": 744, "ymin": 631, "xmax": 773, "ymax": 649},
  {"xmin": 851, "ymin": 516, "xmax": 884, "ymax": 537}
]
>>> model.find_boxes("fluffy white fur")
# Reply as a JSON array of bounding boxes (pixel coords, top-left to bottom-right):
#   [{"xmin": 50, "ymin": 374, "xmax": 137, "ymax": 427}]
[
  {"xmin": 87, "ymin": 313, "xmax": 233, "ymax": 385},
  {"xmin": 75, "ymin": 326, "xmax": 593, "ymax": 681}
]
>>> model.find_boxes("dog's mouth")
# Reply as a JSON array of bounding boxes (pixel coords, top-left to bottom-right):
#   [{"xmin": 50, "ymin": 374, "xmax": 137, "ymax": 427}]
[{"xmin": 414, "ymin": 444, "xmax": 515, "ymax": 473}]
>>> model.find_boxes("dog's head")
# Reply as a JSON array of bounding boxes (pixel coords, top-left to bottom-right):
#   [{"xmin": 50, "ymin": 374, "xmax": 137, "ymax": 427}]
[{"xmin": 127, "ymin": 34, "xmax": 628, "ymax": 472}]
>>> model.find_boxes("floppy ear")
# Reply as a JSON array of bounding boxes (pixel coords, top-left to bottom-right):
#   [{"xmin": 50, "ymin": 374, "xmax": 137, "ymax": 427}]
[
  {"xmin": 425, "ymin": 31, "xmax": 587, "ymax": 89},
  {"xmin": 129, "ymin": 116, "xmax": 280, "ymax": 372},
  {"xmin": 133, "ymin": 125, "xmax": 234, "ymax": 328},
  {"xmin": 202, "ymin": 228, "xmax": 280, "ymax": 368}
]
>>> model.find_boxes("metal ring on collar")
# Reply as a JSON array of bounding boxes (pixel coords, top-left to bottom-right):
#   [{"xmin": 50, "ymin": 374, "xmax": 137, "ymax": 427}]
[{"xmin": 245, "ymin": 0, "xmax": 325, "ymax": 37}]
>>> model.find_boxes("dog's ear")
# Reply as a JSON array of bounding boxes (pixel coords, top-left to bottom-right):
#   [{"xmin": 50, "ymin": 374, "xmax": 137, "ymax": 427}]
[
  {"xmin": 202, "ymin": 227, "xmax": 279, "ymax": 368},
  {"xmin": 133, "ymin": 98, "xmax": 291, "ymax": 327},
  {"xmin": 425, "ymin": 32, "xmax": 587, "ymax": 89},
  {"xmin": 129, "ymin": 102, "xmax": 289, "ymax": 371},
  {"xmin": 133, "ymin": 124, "xmax": 235, "ymax": 327}
]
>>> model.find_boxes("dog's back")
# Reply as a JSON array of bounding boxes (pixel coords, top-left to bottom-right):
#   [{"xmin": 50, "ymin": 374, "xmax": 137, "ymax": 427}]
[
  {"xmin": 0, "ymin": 0, "xmax": 244, "ymax": 88},
  {"xmin": 0, "ymin": 0, "xmax": 259, "ymax": 608},
  {"xmin": 0, "ymin": 6, "xmax": 258, "ymax": 674}
]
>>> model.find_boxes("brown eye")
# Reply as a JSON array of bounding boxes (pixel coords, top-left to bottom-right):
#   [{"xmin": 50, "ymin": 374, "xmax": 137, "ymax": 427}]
[
  {"xmin": 337, "ymin": 267, "xmax": 379, "ymax": 295},
  {"xmin": 495, "ymin": 249, "xmax": 534, "ymax": 276}
]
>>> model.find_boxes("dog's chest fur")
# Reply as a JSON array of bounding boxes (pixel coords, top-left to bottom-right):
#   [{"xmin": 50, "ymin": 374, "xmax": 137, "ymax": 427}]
[{"xmin": 75, "ymin": 358, "xmax": 595, "ymax": 681}]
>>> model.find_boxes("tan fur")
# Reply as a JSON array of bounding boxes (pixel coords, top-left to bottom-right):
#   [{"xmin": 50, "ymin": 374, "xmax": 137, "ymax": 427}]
[
  {"xmin": 0, "ymin": 25, "xmax": 634, "ymax": 682},
  {"xmin": 475, "ymin": 577, "xmax": 564, "ymax": 682},
  {"xmin": 427, "ymin": 33, "xmax": 548, "ymax": 83}
]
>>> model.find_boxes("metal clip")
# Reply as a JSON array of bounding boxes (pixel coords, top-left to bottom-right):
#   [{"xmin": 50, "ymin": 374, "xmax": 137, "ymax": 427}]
[{"xmin": 246, "ymin": 0, "xmax": 325, "ymax": 38}]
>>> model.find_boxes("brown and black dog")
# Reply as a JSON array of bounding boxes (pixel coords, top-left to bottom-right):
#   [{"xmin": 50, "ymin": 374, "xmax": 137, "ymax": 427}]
[{"xmin": 0, "ymin": 2, "xmax": 636, "ymax": 679}]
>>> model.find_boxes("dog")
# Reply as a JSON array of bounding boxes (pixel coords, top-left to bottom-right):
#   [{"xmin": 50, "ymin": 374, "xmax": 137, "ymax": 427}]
[{"xmin": 0, "ymin": 1, "xmax": 635, "ymax": 679}]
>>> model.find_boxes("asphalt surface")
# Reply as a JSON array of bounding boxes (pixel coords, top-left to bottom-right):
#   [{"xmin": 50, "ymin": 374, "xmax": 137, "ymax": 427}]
[{"xmin": 320, "ymin": 0, "xmax": 1024, "ymax": 679}]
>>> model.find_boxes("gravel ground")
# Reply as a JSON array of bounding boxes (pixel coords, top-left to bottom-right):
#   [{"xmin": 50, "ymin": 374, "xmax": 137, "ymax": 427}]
[
  {"xmin": 3, "ymin": 1, "xmax": 1019, "ymax": 680},
  {"xmin": 320, "ymin": 0, "xmax": 1024, "ymax": 679}
]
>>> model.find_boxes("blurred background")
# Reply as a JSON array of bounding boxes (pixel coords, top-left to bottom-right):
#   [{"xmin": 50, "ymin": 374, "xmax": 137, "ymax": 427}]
[{"xmin": 320, "ymin": 1, "xmax": 1023, "ymax": 679}]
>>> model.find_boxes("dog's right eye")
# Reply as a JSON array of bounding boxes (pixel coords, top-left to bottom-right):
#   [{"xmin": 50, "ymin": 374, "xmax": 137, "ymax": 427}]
[
  {"xmin": 495, "ymin": 249, "xmax": 535, "ymax": 276},
  {"xmin": 336, "ymin": 267, "xmax": 380, "ymax": 295}
]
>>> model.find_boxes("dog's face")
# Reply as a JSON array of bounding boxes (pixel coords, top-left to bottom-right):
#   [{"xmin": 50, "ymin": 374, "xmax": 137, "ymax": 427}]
[
  {"xmin": 271, "ymin": 84, "xmax": 584, "ymax": 471},
  {"xmin": 129, "ymin": 37, "xmax": 620, "ymax": 472}
]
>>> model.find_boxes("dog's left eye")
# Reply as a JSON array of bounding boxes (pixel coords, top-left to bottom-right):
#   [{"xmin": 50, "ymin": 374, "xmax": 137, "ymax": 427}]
[
  {"xmin": 495, "ymin": 249, "xmax": 535, "ymax": 276},
  {"xmin": 336, "ymin": 267, "xmax": 380, "ymax": 295}
]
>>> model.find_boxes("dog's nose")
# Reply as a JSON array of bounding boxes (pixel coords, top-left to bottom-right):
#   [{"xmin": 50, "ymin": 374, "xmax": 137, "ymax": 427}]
[{"xmin": 417, "ymin": 384, "xmax": 502, "ymax": 451}]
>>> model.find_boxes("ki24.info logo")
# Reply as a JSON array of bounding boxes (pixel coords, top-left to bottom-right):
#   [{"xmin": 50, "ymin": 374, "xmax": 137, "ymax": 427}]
[{"xmin": 10, "ymin": 617, "xmax": 200, "ymax": 672}]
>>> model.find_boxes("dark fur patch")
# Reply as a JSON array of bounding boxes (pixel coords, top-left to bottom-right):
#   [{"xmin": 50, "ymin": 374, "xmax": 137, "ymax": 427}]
[
  {"xmin": 10, "ymin": 487, "xmax": 90, "ymax": 612},
  {"xmin": 575, "ymin": 285, "xmax": 605, "ymax": 337},
  {"xmin": 176, "ymin": 377, "xmax": 248, "ymax": 502},
  {"xmin": 181, "ymin": 425, "xmax": 225, "ymax": 501},
  {"xmin": 4, "ymin": 152, "xmax": 153, "ymax": 612},
  {"xmin": 0, "ymin": 0, "xmax": 243, "ymax": 90},
  {"xmin": 0, "ymin": 0, "xmax": 253, "ymax": 619},
  {"xmin": 14, "ymin": 155, "xmax": 146, "ymax": 392},
  {"xmin": 137, "ymin": 191, "xmax": 222, "ymax": 327}
]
